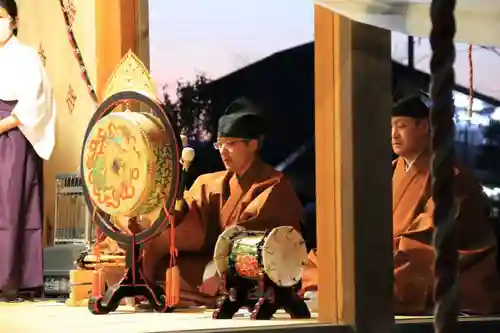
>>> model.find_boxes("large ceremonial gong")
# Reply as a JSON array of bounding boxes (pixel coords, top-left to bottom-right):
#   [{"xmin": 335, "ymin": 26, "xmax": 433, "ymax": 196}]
[
  {"xmin": 81, "ymin": 90, "xmax": 181, "ymax": 245},
  {"xmin": 81, "ymin": 51, "xmax": 182, "ymax": 315}
]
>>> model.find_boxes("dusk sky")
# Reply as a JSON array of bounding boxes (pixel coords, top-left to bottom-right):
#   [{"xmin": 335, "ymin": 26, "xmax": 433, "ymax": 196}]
[
  {"xmin": 148, "ymin": 1, "xmax": 500, "ymax": 103},
  {"xmin": 148, "ymin": 0, "xmax": 314, "ymax": 99}
]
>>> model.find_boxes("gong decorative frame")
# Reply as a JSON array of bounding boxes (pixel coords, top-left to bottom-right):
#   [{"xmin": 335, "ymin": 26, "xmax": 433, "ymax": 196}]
[{"xmin": 79, "ymin": 50, "xmax": 182, "ymax": 315}]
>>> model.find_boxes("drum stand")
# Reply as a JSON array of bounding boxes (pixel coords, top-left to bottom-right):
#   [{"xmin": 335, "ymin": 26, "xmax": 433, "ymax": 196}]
[
  {"xmin": 88, "ymin": 218, "xmax": 172, "ymax": 314},
  {"xmin": 213, "ymin": 274, "xmax": 311, "ymax": 320}
]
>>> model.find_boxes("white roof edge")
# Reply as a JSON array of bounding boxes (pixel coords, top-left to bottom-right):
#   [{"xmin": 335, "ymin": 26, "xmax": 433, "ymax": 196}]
[{"xmin": 315, "ymin": 0, "xmax": 500, "ymax": 47}]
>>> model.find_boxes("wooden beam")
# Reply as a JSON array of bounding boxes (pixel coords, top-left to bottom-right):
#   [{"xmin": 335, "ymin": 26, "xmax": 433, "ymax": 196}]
[
  {"xmin": 136, "ymin": 0, "xmax": 151, "ymax": 115},
  {"xmin": 314, "ymin": 5, "xmax": 340, "ymax": 323},
  {"xmin": 314, "ymin": 5, "xmax": 394, "ymax": 332},
  {"xmin": 95, "ymin": 0, "xmax": 140, "ymax": 102},
  {"xmin": 136, "ymin": 0, "xmax": 150, "ymax": 70}
]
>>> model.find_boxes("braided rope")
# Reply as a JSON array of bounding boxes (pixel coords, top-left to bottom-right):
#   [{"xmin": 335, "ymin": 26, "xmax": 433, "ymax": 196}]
[
  {"xmin": 429, "ymin": 0, "xmax": 459, "ymax": 332},
  {"xmin": 467, "ymin": 45, "xmax": 474, "ymax": 117}
]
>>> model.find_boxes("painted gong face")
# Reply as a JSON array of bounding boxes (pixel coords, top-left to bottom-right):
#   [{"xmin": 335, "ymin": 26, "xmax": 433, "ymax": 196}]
[{"xmin": 82, "ymin": 111, "xmax": 174, "ymax": 218}]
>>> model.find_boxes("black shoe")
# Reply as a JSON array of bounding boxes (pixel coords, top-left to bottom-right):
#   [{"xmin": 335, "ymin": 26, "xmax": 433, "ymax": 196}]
[
  {"xmin": 19, "ymin": 290, "xmax": 36, "ymax": 302},
  {"xmin": 0, "ymin": 289, "xmax": 24, "ymax": 303}
]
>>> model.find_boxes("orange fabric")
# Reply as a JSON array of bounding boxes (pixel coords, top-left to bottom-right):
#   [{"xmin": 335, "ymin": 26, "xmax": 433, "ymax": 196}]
[
  {"xmin": 300, "ymin": 250, "xmax": 318, "ymax": 295},
  {"xmin": 301, "ymin": 152, "xmax": 500, "ymax": 315},
  {"xmin": 97, "ymin": 158, "xmax": 304, "ymax": 305}
]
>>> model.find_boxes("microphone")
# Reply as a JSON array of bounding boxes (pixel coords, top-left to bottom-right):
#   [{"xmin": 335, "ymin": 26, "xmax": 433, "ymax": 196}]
[
  {"xmin": 181, "ymin": 147, "xmax": 195, "ymax": 170},
  {"xmin": 180, "ymin": 134, "xmax": 189, "ymax": 147}
]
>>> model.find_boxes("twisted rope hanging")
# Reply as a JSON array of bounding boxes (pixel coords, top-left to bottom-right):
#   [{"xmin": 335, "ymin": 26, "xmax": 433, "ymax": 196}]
[
  {"xmin": 467, "ymin": 45, "xmax": 474, "ymax": 117},
  {"xmin": 429, "ymin": 0, "xmax": 459, "ymax": 332}
]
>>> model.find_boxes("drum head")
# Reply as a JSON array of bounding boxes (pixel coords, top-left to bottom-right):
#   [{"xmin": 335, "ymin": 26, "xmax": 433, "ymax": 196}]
[
  {"xmin": 82, "ymin": 112, "xmax": 153, "ymax": 216},
  {"xmin": 262, "ymin": 226, "xmax": 308, "ymax": 287},
  {"xmin": 213, "ymin": 225, "xmax": 246, "ymax": 276},
  {"xmin": 80, "ymin": 90, "xmax": 181, "ymax": 245}
]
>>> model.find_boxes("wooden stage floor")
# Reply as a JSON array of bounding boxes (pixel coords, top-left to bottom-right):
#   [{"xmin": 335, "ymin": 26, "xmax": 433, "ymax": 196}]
[
  {"xmin": 2, "ymin": 300, "xmax": 500, "ymax": 333},
  {"xmin": 0, "ymin": 300, "xmax": 322, "ymax": 333}
]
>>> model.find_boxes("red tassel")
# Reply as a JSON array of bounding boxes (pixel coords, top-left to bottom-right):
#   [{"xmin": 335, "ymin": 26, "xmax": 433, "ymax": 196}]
[
  {"xmin": 165, "ymin": 215, "xmax": 180, "ymax": 307},
  {"xmin": 165, "ymin": 266, "xmax": 180, "ymax": 306},
  {"xmin": 92, "ymin": 268, "xmax": 105, "ymax": 297},
  {"xmin": 91, "ymin": 220, "xmax": 105, "ymax": 297}
]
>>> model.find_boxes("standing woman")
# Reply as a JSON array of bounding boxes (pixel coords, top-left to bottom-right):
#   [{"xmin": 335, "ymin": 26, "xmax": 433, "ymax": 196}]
[{"xmin": 0, "ymin": 0, "xmax": 56, "ymax": 301}]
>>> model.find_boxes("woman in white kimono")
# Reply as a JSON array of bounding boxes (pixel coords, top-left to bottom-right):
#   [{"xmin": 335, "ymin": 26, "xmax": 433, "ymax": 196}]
[{"xmin": 0, "ymin": 0, "xmax": 56, "ymax": 302}]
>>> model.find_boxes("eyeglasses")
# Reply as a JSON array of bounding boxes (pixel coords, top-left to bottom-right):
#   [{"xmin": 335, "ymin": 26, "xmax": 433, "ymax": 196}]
[{"xmin": 213, "ymin": 140, "xmax": 248, "ymax": 151}]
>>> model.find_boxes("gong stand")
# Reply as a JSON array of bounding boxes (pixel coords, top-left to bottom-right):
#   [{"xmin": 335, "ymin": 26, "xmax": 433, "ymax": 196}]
[
  {"xmin": 81, "ymin": 89, "xmax": 182, "ymax": 315},
  {"xmin": 213, "ymin": 273, "xmax": 311, "ymax": 320},
  {"xmin": 88, "ymin": 218, "xmax": 171, "ymax": 314}
]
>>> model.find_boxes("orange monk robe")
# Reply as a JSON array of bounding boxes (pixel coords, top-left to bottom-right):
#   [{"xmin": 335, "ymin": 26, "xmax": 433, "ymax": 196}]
[
  {"xmin": 301, "ymin": 152, "xmax": 500, "ymax": 314},
  {"xmin": 136, "ymin": 158, "xmax": 304, "ymax": 294},
  {"xmin": 392, "ymin": 152, "xmax": 500, "ymax": 314}
]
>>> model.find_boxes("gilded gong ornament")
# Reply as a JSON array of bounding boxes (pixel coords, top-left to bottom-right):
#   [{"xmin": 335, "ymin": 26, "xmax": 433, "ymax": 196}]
[
  {"xmin": 102, "ymin": 50, "xmax": 159, "ymax": 102},
  {"xmin": 82, "ymin": 111, "xmax": 174, "ymax": 216}
]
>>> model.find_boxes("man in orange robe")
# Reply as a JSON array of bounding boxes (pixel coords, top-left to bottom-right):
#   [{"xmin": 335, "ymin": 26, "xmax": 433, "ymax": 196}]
[
  {"xmin": 98, "ymin": 97, "xmax": 304, "ymax": 305},
  {"xmin": 301, "ymin": 95, "xmax": 500, "ymax": 314}
]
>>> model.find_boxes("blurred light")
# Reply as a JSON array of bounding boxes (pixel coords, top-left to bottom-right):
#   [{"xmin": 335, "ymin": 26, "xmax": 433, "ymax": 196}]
[
  {"xmin": 454, "ymin": 91, "xmax": 469, "ymax": 108},
  {"xmin": 453, "ymin": 91, "xmax": 485, "ymax": 111},
  {"xmin": 491, "ymin": 107, "xmax": 500, "ymax": 121},
  {"xmin": 483, "ymin": 186, "xmax": 500, "ymax": 201},
  {"xmin": 456, "ymin": 110, "xmax": 490, "ymax": 126}
]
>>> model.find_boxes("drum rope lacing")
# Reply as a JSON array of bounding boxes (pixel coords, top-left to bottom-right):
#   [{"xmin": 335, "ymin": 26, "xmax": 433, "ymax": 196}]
[{"xmin": 429, "ymin": 0, "xmax": 459, "ymax": 332}]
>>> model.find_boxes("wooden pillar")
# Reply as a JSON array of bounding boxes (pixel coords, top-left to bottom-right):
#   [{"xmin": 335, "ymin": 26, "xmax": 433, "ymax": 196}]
[
  {"xmin": 95, "ymin": 0, "xmax": 143, "ymax": 101},
  {"xmin": 137, "ymin": 0, "xmax": 150, "ymax": 115},
  {"xmin": 136, "ymin": 0, "xmax": 150, "ymax": 70},
  {"xmin": 314, "ymin": 5, "xmax": 394, "ymax": 332}
]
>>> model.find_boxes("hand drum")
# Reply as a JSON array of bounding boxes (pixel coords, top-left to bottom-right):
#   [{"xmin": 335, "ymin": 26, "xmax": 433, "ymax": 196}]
[{"xmin": 214, "ymin": 226, "xmax": 308, "ymax": 287}]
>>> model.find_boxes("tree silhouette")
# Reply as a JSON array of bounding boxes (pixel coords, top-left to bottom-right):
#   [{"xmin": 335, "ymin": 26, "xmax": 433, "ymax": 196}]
[
  {"xmin": 161, "ymin": 73, "xmax": 224, "ymax": 185},
  {"xmin": 162, "ymin": 73, "xmax": 213, "ymax": 142}
]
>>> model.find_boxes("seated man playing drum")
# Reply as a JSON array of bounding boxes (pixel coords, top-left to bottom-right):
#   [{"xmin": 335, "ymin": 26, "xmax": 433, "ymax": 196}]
[
  {"xmin": 97, "ymin": 97, "xmax": 304, "ymax": 306},
  {"xmin": 300, "ymin": 95, "xmax": 500, "ymax": 315}
]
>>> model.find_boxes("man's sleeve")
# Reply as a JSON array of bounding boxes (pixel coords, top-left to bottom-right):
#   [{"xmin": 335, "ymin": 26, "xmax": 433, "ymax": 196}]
[
  {"xmin": 393, "ymin": 169, "xmax": 497, "ymax": 314},
  {"xmin": 238, "ymin": 177, "xmax": 304, "ymax": 232},
  {"xmin": 170, "ymin": 174, "xmax": 217, "ymax": 251},
  {"xmin": 300, "ymin": 250, "xmax": 319, "ymax": 294}
]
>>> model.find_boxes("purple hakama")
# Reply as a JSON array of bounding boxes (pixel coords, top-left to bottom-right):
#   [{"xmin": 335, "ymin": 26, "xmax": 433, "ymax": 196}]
[{"xmin": 0, "ymin": 99, "xmax": 43, "ymax": 293}]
